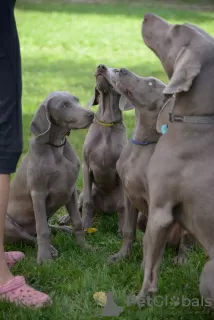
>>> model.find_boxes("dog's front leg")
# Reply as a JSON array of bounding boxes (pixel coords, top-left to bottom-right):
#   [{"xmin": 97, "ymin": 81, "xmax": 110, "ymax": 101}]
[
  {"xmin": 137, "ymin": 203, "xmax": 174, "ymax": 302},
  {"xmin": 82, "ymin": 160, "xmax": 93, "ymax": 230},
  {"xmin": 31, "ymin": 191, "xmax": 53, "ymax": 264},
  {"xmin": 66, "ymin": 187, "xmax": 91, "ymax": 249},
  {"xmin": 108, "ymin": 191, "xmax": 138, "ymax": 263}
]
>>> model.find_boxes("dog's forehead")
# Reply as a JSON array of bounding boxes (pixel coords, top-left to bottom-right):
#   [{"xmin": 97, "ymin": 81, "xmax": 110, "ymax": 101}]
[
  {"xmin": 47, "ymin": 91, "xmax": 78, "ymax": 105},
  {"xmin": 128, "ymin": 72, "xmax": 142, "ymax": 82},
  {"xmin": 146, "ymin": 76, "xmax": 164, "ymax": 86}
]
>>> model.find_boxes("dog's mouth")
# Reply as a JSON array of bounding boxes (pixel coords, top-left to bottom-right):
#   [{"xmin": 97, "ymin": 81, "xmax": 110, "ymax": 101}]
[
  {"xmin": 116, "ymin": 81, "xmax": 134, "ymax": 100},
  {"xmin": 71, "ymin": 121, "xmax": 92, "ymax": 130},
  {"xmin": 143, "ymin": 34, "xmax": 151, "ymax": 47},
  {"xmin": 95, "ymin": 69, "xmax": 107, "ymax": 77},
  {"xmin": 95, "ymin": 71, "xmax": 111, "ymax": 83},
  {"xmin": 70, "ymin": 112, "xmax": 94, "ymax": 130},
  {"xmin": 142, "ymin": 27, "xmax": 156, "ymax": 52},
  {"xmin": 96, "ymin": 73, "xmax": 113, "ymax": 92}
]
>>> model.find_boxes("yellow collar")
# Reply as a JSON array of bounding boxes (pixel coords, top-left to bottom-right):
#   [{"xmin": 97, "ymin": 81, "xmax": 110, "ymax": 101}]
[{"xmin": 94, "ymin": 117, "xmax": 115, "ymax": 127}]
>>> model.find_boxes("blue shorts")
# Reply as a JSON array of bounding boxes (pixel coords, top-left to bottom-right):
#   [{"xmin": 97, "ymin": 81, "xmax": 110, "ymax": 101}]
[{"xmin": 0, "ymin": 1, "xmax": 23, "ymax": 174}]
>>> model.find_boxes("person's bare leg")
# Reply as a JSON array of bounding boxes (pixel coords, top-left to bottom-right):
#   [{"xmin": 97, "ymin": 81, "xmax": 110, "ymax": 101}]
[{"xmin": 0, "ymin": 174, "xmax": 13, "ymax": 284}]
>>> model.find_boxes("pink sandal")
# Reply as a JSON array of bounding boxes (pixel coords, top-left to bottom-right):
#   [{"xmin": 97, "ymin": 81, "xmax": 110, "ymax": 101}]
[
  {"xmin": 0, "ymin": 276, "xmax": 52, "ymax": 308},
  {"xmin": 4, "ymin": 251, "xmax": 25, "ymax": 268}
]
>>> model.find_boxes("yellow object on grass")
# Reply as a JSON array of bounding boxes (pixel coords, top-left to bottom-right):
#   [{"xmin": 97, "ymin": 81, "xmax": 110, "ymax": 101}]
[
  {"xmin": 85, "ymin": 228, "xmax": 97, "ymax": 234},
  {"xmin": 93, "ymin": 292, "xmax": 107, "ymax": 307}
]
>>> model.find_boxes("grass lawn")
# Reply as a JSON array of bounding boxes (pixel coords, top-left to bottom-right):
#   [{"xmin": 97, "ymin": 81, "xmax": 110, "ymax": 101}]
[{"xmin": 2, "ymin": 1, "xmax": 214, "ymax": 319}]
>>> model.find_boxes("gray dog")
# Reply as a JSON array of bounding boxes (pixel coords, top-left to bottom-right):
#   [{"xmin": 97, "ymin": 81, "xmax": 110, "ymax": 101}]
[
  {"xmin": 80, "ymin": 64, "xmax": 133, "ymax": 235},
  {"xmin": 137, "ymin": 13, "xmax": 214, "ymax": 307},
  {"xmin": 4, "ymin": 91, "xmax": 94, "ymax": 264},
  {"xmin": 109, "ymin": 68, "xmax": 193, "ymax": 264}
]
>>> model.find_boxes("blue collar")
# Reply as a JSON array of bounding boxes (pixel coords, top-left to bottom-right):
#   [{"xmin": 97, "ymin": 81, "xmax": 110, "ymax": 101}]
[{"xmin": 130, "ymin": 138, "xmax": 157, "ymax": 146}]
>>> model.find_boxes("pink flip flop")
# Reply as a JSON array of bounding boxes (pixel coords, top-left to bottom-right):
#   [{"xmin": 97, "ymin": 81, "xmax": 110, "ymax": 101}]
[
  {"xmin": 4, "ymin": 251, "xmax": 25, "ymax": 268},
  {"xmin": 0, "ymin": 276, "xmax": 52, "ymax": 308}
]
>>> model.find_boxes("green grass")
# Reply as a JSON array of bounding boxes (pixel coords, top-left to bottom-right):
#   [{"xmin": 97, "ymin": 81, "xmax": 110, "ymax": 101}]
[{"xmin": 2, "ymin": 1, "xmax": 214, "ymax": 319}]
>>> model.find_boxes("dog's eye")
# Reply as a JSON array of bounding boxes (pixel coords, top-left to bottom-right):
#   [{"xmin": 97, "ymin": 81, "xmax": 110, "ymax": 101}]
[
  {"xmin": 62, "ymin": 104, "xmax": 67, "ymax": 108},
  {"xmin": 73, "ymin": 96, "xmax": 80, "ymax": 103},
  {"xmin": 114, "ymin": 69, "xmax": 119, "ymax": 73},
  {"xmin": 148, "ymin": 81, "xmax": 153, "ymax": 86}
]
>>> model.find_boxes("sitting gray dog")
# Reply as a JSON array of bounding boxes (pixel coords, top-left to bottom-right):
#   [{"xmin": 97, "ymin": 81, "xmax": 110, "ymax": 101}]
[
  {"xmin": 4, "ymin": 91, "xmax": 94, "ymax": 264},
  {"xmin": 109, "ymin": 68, "xmax": 193, "ymax": 264},
  {"xmin": 80, "ymin": 64, "xmax": 132, "ymax": 235}
]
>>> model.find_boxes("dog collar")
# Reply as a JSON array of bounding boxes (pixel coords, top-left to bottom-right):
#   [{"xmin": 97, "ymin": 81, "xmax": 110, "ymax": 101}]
[
  {"xmin": 47, "ymin": 138, "xmax": 67, "ymax": 147},
  {"xmin": 169, "ymin": 113, "xmax": 214, "ymax": 124},
  {"xmin": 94, "ymin": 116, "xmax": 121, "ymax": 127},
  {"xmin": 130, "ymin": 138, "xmax": 157, "ymax": 145}
]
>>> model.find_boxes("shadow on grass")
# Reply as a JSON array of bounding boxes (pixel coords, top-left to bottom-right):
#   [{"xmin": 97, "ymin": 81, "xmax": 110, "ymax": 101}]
[{"xmin": 17, "ymin": 1, "xmax": 214, "ymax": 25}]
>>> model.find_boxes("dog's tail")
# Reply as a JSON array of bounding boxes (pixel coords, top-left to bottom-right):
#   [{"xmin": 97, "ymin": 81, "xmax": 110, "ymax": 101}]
[
  {"xmin": 167, "ymin": 222, "xmax": 182, "ymax": 247},
  {"xmin": 200, "ymin": 259, "xmax": 214, "ymax": 309}
]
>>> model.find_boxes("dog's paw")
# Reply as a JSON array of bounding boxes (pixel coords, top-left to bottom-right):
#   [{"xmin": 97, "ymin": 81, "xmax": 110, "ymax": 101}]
[
  {"xmin": 173, "ymin": 253, "xmax": 187, "ymax": 265},
  {"xmin": 82, "ymin": 242, "xmax": 95, "ymax": 251},
  {"xmin": 108, "ymin": 253, "xmax": 123, "ymax": 264},
  {"xmin": 76, "ymin": 237, "xmax": 93, "ymax": 250},
  {"xmin": 108, "ymin": 249, "xmax": 129, "ymax": 264},
  {"xmin": 50, "ymin": 245, "xmax": 59, "ymax": 258},
  {"xmin": 58, "ymin": 214, "xmax": 70, "ymax": 225},
  {"xmin": 37, "ymin": 250, "xmax": 53, "ymax": 264}
]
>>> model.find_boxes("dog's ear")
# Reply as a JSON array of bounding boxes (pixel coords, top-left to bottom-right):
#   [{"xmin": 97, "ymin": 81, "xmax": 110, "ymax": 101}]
[
  {"xmin": 87, "ymin": 87, "xmax": 99, "ymax": 108},
  {"xmin": 163, "ymin": 45, "xmax": 201, "ymax": 96},
  {"xmin": 119, "ymin": 95, "xmax": 134, "ymax": 111},
  {"xmin": 30, "ymin": 98, "xmax": 51, "ymax": 143},
  {"xmin": 163, "ymin": 25, "xmax": 202, "ymax": 96}
]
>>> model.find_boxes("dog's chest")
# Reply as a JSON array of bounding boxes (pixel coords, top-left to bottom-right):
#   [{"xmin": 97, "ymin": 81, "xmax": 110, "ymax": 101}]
[
  {"xmin": 85, "ymin": 128, "xmax": 126, "ymax": 170},
  {"xmin": 118, "ymin": 146, "xmax": 150, "ymax": 209}
]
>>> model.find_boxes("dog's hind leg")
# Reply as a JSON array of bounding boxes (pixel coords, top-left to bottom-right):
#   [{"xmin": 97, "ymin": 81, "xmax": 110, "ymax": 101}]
[
  {"xmin": 5, "ymin": 228, "xmax": 37, "ymax": 246},
  {"xmin": 57, "ymin": 189, "xmax": 82, "ymax": 226},
  {"xmin": 5, "ymin": 221, "xmax": 58, "ymax": 258},
  {"xmin": 173, "ymin": 229, "xmax": 197, "ymax": 265},
  {"xmin": 57, "ymin": 214, "xmax": 70, "ymax": 226},
  {"xmin": 137, "ymin": 203, "xmax": 174, "ymax": 302},
  {"xmin": 49, "ymin": 224, "xmax": 73, "ymax": 234}
]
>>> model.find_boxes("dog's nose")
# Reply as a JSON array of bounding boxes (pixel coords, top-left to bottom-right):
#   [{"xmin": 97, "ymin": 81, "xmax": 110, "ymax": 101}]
[
  {"xmin": 87, "ymin": 112, "xmax": 94, "ymax": 119},
  {"xmin": 97, "ymin": 64, "xmax": 107, "ymax": 71},
  {"xmin": 143, "ymin": 13, "xmax": 153, "ymax": 23},
  {"xmin": 120, "ymin": 68, "xmax": 128, "ymax": 76}
]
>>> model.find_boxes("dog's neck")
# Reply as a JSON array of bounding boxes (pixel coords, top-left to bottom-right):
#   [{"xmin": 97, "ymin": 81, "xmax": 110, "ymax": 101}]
[
  {"xmin": 132, "ymin": 109, "xmax": 160, "ymax": 142},
  {"xmin": 48, "ymin": 123, "xmax": 70, "ymax": 146},
  {"xmin": 96, "ymin": 91, "xmax": 122, "ymax": 124}
]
